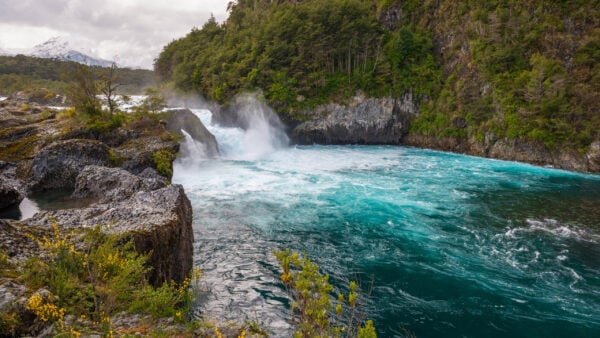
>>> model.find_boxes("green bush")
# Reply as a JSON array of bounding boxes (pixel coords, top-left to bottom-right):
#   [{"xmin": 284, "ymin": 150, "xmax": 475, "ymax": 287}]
[
  {"xmin": 9, "ymin": 222, "xmax": 198, "ymax": 336},
  {"xmin": 152, "ymin": 149, "xmax": 177, "ymax": 178},
  {"xmin": 274, "ymin": 249, "xmax": 377, "ymax": 338}
]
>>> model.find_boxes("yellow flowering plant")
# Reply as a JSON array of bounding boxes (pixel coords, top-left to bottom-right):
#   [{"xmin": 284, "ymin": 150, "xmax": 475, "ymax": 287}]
[
  {"xmin": 274, "ymin": 249, "xmax": 377, "ymax": 338},
  {"xmin": 16, "ymin": 221, "xmax": 197, "ymax": 336}
]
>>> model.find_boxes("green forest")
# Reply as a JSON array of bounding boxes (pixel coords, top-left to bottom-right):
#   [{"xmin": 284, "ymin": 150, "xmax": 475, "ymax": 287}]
[
  {"xmin": 156, "ymin": 0, "xmax": 599, "ymax": 151},
  {"xmin": 0, "ymin": 55, "xmax": 155, "ymax": 96}
]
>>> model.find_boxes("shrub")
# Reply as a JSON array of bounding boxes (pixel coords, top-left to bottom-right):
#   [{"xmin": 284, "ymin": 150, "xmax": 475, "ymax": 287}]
[
  {"xmin": 152, "ymin": 149, "xmax": 177, "ymax": 178},
  {"xmin": 14, "ymin": 221, "xmax": 198, "ymax": 336},
  {"xmin": 274, "ymin": 249, "xmax": 377, "ymax": 338}
]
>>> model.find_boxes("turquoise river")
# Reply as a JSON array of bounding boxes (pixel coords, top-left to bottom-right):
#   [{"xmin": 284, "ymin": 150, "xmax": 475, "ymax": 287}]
[{"xmin": 173, "ymin": 109, "xmax": 600, "ymax": 338}]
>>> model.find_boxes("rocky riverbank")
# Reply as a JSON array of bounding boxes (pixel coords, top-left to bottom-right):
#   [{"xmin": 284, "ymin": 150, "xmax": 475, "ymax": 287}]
[
  {"xmin": 0, "ymin": 94, "xmax": 219, "ymax": 336},
  {"xmin": 290, "ymin": 94, "xmax": 600, "ymax": 174}
]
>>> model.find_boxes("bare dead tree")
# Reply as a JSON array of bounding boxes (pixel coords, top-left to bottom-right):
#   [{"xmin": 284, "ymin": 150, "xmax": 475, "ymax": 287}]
[{"xmin": 99, "ymin": 62, "xmax": 121, "ymax": 114}]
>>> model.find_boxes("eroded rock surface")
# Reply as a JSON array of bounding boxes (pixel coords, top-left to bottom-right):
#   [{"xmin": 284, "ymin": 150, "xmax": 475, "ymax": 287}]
[
  {"xmin": 0, "ymin": 161, "xmax": 24, "ymax": 209},
  {"xmin": 293, "ymin": 95, "xmax": 415, "ymax": 145},
  {"xmin": 26, "ymin": 184, "xmax": 193, "ymax": 286},
  {"xmin": 72, "ymin": 165, "xmax": 167, "ymax": 203},
  {"xmin": 29, "ymin": 139, "xmax": 110, "ymax": 192},
  {"xmin": 164, "ymin": 108, "xmax": 219, "ymax": 157}
]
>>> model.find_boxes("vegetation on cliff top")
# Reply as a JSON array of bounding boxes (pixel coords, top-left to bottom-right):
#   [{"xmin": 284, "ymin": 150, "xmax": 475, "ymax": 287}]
[
  {"xmin": 156, "ymin": 0, "xmax": 599, "ymax": 151},
  {"xmin": 155, "ymin": 0, "xmax": 439, "ymax": 118}
]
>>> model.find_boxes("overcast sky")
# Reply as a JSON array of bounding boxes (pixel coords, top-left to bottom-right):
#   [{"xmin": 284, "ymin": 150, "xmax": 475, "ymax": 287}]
[{"xmin": 0, "ymin": 0, "xmax": 230, "ymax": 69}]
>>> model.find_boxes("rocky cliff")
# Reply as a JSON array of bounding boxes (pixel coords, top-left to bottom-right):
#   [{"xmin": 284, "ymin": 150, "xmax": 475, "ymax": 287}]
[
  {"xmin": 292, "ymin": 93, "xmax": 415, "ymax": 145},
  {"xmin": 291, "ymin": 94, "xmax": 600, "ymax": 174},
  {"xmin": 0, "ymin": 98, "xmax": 199, "ymax": 285}
]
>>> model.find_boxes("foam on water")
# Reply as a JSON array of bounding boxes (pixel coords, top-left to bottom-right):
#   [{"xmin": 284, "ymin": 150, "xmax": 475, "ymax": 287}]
[{"xmin": 173, "ymin": 109, "xmax": 600, "ymax": 337}]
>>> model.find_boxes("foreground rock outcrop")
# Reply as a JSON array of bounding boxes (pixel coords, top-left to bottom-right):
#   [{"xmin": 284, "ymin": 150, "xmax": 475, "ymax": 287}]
[
  {"xmin": 292, "ymin": 94, "xmax": 415, "ymax": 145},
  {"xmin": 25, "ymin": 183, "xmax": 193, "ymax": 286},
  {"xmin": 72, "ymin": 165, "xmax": 167, "ymax": 203},
  {"xmin": 0, "ymin": 98, "xmax": 196, "ymax": 286}
]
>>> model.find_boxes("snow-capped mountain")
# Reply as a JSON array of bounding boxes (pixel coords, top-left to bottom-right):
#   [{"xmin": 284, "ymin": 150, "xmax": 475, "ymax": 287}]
[
  {"xmin": 0, "ymin": 46, "xmax": 12, "ymax": 56},
  {"xmin": 30, "ymin": 37, "xmax": 114, "ymax": 67}
]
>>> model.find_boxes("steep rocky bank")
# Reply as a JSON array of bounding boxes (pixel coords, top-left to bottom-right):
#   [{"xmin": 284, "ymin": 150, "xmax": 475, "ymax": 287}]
[
  {"xmin": 292, "ymin": 93, "xmax": 415, "ymax": 145},
  {"xmin": 0, "ymin": 98, "xmax": 217, "ymax": 279},
  {"xmin": 291, "ymin": 96, "xmax": 600, "ymax": 174},
  {"xmin": 0, "ymin": 96, "xmax": 227, "ymax": 317},
  {"xmin": 0, "ymin": 97, "xmax": 220, "ymax": 335}
]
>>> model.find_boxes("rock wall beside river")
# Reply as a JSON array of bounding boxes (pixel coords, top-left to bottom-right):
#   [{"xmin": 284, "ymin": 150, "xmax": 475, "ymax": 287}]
[
  {"xmin": 0, "ymin": 98, "xmax": 199, "ymax": 285},
  {"xmin": 403, "ymin": 134, "xmax": 599, "ymax": 173},
  {"xmin": 292, "ymin": 92, "xmax": 416, "ymax": 145},
  {"xmin": 290, "ymin": 95, "xmax": 600, "ymax": 174}
]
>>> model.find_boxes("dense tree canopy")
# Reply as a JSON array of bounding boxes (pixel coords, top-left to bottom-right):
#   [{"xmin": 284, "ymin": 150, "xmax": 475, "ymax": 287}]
[
  {"xmin": 155, "ymin": 0, "xmax": 439, "ymax": 116},
  {"xmin": 156, "ymin": 0, "xmax": 599, "ymax": 150}
]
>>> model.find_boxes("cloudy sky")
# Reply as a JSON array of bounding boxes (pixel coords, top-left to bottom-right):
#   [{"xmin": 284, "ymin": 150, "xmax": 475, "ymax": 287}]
[{"xmin": 0, "ymin": 0, "xmax": 230, "ymax": 69}]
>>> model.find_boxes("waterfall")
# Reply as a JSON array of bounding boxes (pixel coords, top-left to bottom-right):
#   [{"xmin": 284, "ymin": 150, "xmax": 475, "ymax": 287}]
[{"xmin": 188, "ymin": 94, "xmax": 289, "ymax": 161}]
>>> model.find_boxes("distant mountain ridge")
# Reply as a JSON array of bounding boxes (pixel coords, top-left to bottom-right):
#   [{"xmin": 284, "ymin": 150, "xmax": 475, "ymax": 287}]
[
  {"xmin": 0, "ymin": 46, "xmax": 10, "ymax": 56},
  {"xmin": 30, "ymin": 37, "xmax": 114, "ymax": 67}
]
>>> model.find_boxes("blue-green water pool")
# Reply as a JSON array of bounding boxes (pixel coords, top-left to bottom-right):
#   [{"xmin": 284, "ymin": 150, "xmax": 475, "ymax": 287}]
[{"xmin": 174, "ymin": 110, "xmax": 600, "ymax": 337}]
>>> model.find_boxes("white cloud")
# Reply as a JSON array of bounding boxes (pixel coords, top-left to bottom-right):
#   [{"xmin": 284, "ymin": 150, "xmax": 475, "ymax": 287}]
[{"xmin": 0, "ymin": 0, "xmax": 229, "ymax": 68}]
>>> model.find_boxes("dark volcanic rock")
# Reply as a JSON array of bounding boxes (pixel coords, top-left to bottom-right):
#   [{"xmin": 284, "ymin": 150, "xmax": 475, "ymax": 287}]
[
  {"xmin": 587, "ymin": 141, "xmax": 600, "ymax": 172},
  {"xmin": 138, "ymin": 167, "xmax": 169, "ymax": 191},
  {"xmin": 292, "ymin": 95, "xmax": 415, "ymax": 145},
  {"xmin": 26, "ymin": 184, "xmax": 193, "ymax": 286},
  {"xmin": 164, "ymin": 108, "xmax": 219, "ymax": 157},
  {"xmin": 116, "ymin": 135, "xmax": 179, "ymax": 176},
  {"xmin": 0, "ymin": 161, "xmax": 24, "ymax": 209},
  {"xmin": 29, "ymin": 139, "xmax": 110, "ymax": 192},
  {"xmin": 72, "ymin": 165, "xmax": 167, "ymax": 203}
]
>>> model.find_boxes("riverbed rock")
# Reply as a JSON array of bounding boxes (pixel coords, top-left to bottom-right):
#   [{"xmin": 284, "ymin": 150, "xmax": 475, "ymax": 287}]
[
  {"xmin": 116, "ymin": 135, "xmax": 179, "ymax": 177},
  {"xmin": 29, "ymin": 139, "xmax": 110, "ymax": 192},
  {"xmin": 72, "ymin": 166, "xmax": 145, "ymax": 203},
  {"xmin": 164, "ymin": 108, "xmax": 219, "ymax": 157},
  {"xmin": 587, "ymin": 141, "xmax": 600, "ymax": 172},
  {"xmin": 292, "ymin": 95, "xmax": 415, "ymax": 144},
  {"xmin": 0, "ymin": 161, "xmax": 24, "ymax": 209},
  {"xmin": 25, "ymin": 184, "xmax": 193, "ymax": 286}
]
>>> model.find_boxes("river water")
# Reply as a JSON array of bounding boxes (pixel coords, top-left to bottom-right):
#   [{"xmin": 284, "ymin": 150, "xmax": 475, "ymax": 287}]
[{"xmin": 173, "ymin": 108, "xmax": 600, "ymax": 337}]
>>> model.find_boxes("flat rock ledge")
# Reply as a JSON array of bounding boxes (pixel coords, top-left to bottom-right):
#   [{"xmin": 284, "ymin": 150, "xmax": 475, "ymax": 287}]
[{"xmin": 24, "ymin": 180, "xmax": 193, "ymax": 287}]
